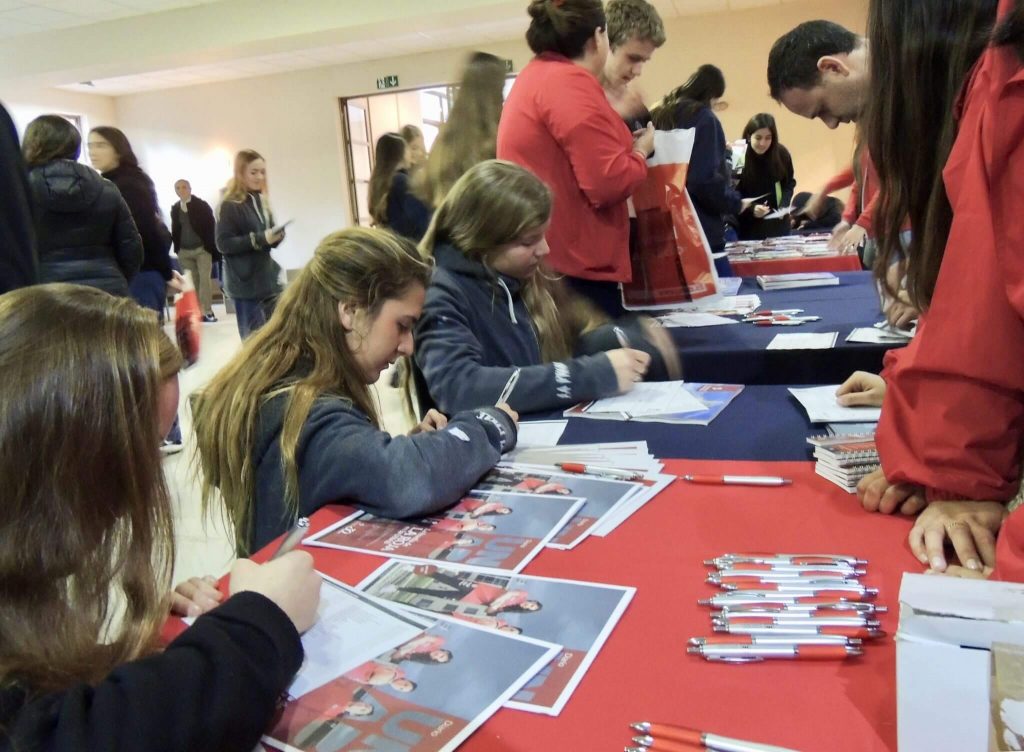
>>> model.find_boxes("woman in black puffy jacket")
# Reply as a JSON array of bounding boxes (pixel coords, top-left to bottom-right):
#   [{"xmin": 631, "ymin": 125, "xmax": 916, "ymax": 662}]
[{"xmin": 23, "ymin": 115, "xmax": 142, "ymax": 296}]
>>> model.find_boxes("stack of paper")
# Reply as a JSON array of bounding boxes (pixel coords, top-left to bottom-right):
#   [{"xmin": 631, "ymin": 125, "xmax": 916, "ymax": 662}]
[
  {"xmin": 656, "ymin": 312, "xmax": 739, "ymax": 328},
  {"xmin": 807, "ymin": 432, "xmax": 879, "ymax": 492},
  {"xmin": 756, "ymin": 272, "xmax": 839, "ymax": 290},
  {"xmin": 514, "ymin": 420, "xmax": 568, "ymax": 449},
  {"xmin": 788, "ymin": 385, "xmax": 882, "ymax": 423},
  {"xmin": 847, "ymin": 322, "xmax": 915, "ymax": 344},
  {"xmin": 767, "ymin": 332, "xmax": 838, "ymax": 350},
  {"xmin": 564, "ymin": 382, "xmax": 744, "ymax": 425},
  {"xmin": 660, "ymin": 293, "xmax": 762, "ymax": 317},
  {"xmin": 503, "ymin": 440, "xmax": 663, "ymax": 473}
]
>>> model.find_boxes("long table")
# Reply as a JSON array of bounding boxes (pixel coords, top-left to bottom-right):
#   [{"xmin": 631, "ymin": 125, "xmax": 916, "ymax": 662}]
[
  {"xmin": 728, "ymin": 253, "xmax": 863, "ymax": 278},
  {"xmin": 286, "ymin": 458, "xmax": 912, "ymax": 752},
  {"xmin": 673, "ymin": 271, "xmax": 904, "ymax": 385}
]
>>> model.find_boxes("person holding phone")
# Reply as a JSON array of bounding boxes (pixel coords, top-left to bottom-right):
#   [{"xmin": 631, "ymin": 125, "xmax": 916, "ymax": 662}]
[{"xmin": 216, "ymin": 149, "xmax": 285, "ymax": 339}]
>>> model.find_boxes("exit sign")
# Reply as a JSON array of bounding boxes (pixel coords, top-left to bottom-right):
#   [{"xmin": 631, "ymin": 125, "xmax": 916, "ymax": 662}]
[
  {"xmin": 376, "ymin": 75, "xmax": 399, "ymax": 90},
  {"xmin": 504, "ymin": 59, "xmax": 514, "ymax": 73}
]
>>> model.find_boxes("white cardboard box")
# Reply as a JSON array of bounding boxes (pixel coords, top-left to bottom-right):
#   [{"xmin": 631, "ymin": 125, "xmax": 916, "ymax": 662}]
[{"xmin": 897, "ymin": 574, "xmax": 1024, "ymax": 751}]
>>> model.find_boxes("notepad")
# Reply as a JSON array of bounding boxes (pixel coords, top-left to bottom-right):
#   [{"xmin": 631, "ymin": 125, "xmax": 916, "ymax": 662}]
[
  {"xmin": 766, "ymin": 332, "xmax": 838, "ymax": 350},
  {"xmin": 657, "ymin": 312, "xmax": 740, "ymax": 328},
  {"xmin": 788, "ymin": 385, "xmax": 883, "ymax": 423},
  {"xmin": 575, "ymin": 381, "xmax": 707, "ymax": 418},
  {"xmin": 514, "ymin": 420, "xmax": 568, "ymax": 449}
]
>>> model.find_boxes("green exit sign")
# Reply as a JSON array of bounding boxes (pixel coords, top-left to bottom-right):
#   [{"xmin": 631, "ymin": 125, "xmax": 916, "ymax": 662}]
[
  {"xmin": 504, "ymin": 59, "xmax": 514, "ymax": 73},
  {"xmin": 376, "ymin": 75, "xmax": 399, "ymax": 90}
]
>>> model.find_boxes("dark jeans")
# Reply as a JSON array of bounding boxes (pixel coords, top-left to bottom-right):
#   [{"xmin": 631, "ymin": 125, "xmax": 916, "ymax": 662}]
[
  {"xmin": 563, "ymin": 276, "xmax": 627, "ymax": 319},
  {"xmin": 234, "ymin": 296, "xmax": 278, "ymax": 339},
  {"xmin": 130, "ymin": 270, "xmax": 168, "ymax": 323}
]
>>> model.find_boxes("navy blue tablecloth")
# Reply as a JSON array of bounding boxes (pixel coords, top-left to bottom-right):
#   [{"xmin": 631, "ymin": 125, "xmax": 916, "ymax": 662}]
[
  {"xmin": 671, "ymin": 271, "xmax": 904, "ymax": 384},
  {"xmin": 528, "ymin": 384, "xmax": 830, "ymax": 461}
]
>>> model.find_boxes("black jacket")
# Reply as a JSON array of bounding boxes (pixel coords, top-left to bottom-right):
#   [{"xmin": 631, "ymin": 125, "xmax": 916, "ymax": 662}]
[
  {"xmin": 28, "ymin": 160, "xmax": 142, "ymax": 296},
  {"xmin": 170, "ymin": 196, "xmax": 219, "ymax": 260},
  {"xmin": 737, "ymin": 144, "xmax": 796, "ymax": 241},
  {"xmin": 103, "ymin": 165, "xmax": 173, "ymax": 279},
  {"xmin": 0, "ymin": 102, "xmax": 37, "ymax": 293},
  {"xmin": 0, "ymin": 592, "xmax": 302, "ymax": 752}
]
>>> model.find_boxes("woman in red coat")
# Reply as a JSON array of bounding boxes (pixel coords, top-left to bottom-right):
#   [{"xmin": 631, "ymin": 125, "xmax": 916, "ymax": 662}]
[
  {"xmin": 854, "ymin": 0, "xmax": 1024, "ymax": 577},
  {"xmin": 497, "ymin": 0, "xmax": 653, "ymax": 317}
]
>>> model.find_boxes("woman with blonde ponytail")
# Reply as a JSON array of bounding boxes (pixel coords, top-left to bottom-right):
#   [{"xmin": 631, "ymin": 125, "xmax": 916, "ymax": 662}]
[
  {"xmin": 193, "ymin": 227, "xmax": 517, "ymax": 555},
  {"xmin": 415, "ymin": 159, "xmax": 680, "ymax": 416}
]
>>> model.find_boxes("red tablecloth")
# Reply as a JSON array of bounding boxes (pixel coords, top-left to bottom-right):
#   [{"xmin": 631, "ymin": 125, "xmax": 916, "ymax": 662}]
[
  {"xmin": 729, "ymin": 254, "xmax": 863, "ymax": 277},
  {"xmin": 250, "ymin": 458, "xmax": 915, "ymax": 752}
]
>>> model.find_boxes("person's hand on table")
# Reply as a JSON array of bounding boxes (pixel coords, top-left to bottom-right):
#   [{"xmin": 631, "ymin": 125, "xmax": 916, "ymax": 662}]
[
  {"xmin": 857, "ymin": 468, "xmax": 926, "ymax": 515},
  {"xmin": 884, "ymin": 290, "xmax": 919, "ymax": 329},
  {"xmin": 607, "ymin": 348, "xmax": 651, "ymax": 393},
  {"xmin": 410, "ymin": 408, "xmax": 448, "ymax": 434},
  {"xmin": 838, "ymin": 224, "xmax": 867, "ymax": 255},
  {"xmin": 171, "ymin": 574, "xmax": 224, "ymax": 617},
  {"xmin": 927, "ymin": 564, "xmax": 994, "ymax": 579},
  {"xmin": 835, "ymin": 371, "xmax": 886, "ymax": 407},
  {"xmin": 752, "ymin": 203, "xmax": 771, "ymax": 219},
  {"xmin": 827, "ymin": 220, "xmax": 852, "ymax": 251},
  {"xmin": 230, "ymin": 551, "xmax": 322, "ymax": 634},
  {"xmin": 909, "ymin": 500, "xmax": 1007, "ymax": 572},
  {"xmin": 495, "ymin": 402, "xmax": 519, "ymax": 425}
]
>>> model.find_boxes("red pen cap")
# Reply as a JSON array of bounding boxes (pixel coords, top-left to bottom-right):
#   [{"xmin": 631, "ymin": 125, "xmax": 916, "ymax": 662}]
[
  {"xmin": 560, "ymin": 462, "xmax": 586, "ymax": 473},
  {"xmin": 800, "ymin": 645, "xmax": 858, "ymax": 660}
]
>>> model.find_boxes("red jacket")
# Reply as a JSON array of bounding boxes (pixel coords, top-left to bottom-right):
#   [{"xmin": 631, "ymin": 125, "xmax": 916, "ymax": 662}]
[
  {"xmin": 497, "ymin": 53, "xmax": 647, "ymax": 282},
  {"xmin": 876, "ymin": 8, "xmax": 1024, "ymax": 506}
]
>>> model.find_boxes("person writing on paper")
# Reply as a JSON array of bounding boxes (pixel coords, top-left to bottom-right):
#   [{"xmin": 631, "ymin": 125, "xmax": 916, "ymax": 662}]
[
  {"xmin": 0, "ymin": 284, "xmax": 321, "ymax": 752},
  {"xmin": 415, "ymin": 160, "xmax": 680, "ymax": 416},
  {"xmin": 497, "ymin": 0, "xmax": 652, "ymax": 317},
  {"xmin": 216, "ymin": 149, "xmax": 285, "ymax": 338},
  {"xmin": 735, "ymin": 113, "xmax": 795, "ymax": 241},
  {"xmin": 194, "ymin": 227, "xmax": 518, "ymax": 555},
  {"xmin": 846, "ymin": 0, "xmax": 1023, "ymax": 580}
]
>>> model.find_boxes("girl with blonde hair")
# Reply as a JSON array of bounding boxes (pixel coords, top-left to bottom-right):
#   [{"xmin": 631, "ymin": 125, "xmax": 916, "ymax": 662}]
[
  {"xmin": 415, "ymin": 159, "xmax": 680, "ymax": 415},
  {"xmin": 193, "ymin": 227, "xmax": 517, "ymax": 555},
  {"xmin": 217, "ymin": 148, "xmax": 284, "ymax": 338},
  {"xmin": 0, "ymin": 284, "xmax": 320, "ymax": 751},
  {"xmin": 415, "ymin": 51, "xmax": 507, "ymax": 208}
]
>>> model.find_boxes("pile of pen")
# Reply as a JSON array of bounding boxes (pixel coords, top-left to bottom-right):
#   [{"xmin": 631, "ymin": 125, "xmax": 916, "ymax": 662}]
[
  {"xmin": 688, "ymin": 552, "xmax": 886, "ymax": 663},
  {"xmin": 625, "ymin": 721, "xmax": 802, "ymax": 752}
]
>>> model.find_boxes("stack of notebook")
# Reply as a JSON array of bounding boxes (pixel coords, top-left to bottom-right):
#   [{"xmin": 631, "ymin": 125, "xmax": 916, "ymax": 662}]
[
  {"xmin": 807, "ymin": 432, "xmax": 880, "ymax": 492},
  {"xmin": 756, "ymin": 272, "xmax": 840, "ymax": 290}
]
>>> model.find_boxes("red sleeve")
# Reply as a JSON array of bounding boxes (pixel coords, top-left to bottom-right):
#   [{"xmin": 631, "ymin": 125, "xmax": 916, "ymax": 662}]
[
  {"xmin": 540, "ymin": 74, "xmax": 648, "ymax": 208},
  {"xmin": 821, "ymin": 167, "xmax": 855, "ymax": 195},
  {"xmin": 875, "ymin": 52, "xmax": 1024, "ymax": 502},
  {"xmin": 852, "ymin": 151, "xmax": 879, "ymax": 235},
  {"xmin": 993, "ymin": 508, "xmax": 1024, "ymax": 582},
  {"xmin": 841, "ymin": 177, "xmax": 860, "ymax": 225}
]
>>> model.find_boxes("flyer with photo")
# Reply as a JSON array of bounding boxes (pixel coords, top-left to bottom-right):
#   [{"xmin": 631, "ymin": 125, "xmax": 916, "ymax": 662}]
[
  {"xmin": 304, "ymin": 493, "xmax": 582, "ymax": 573},
  {"xmin": 264, "ymin": 576, "xmax": 560, "ymax": 752},
  {"xmin": 477, "ymin": 465, "xmax": 641, "ymax": 549},
  {"xmin": 358, "ymin": 561, "xmax": 636, "ymax": 715}
]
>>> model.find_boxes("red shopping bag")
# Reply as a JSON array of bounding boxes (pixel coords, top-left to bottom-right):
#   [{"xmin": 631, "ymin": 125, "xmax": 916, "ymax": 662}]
[
  {"xmin": 174, "ymin": 287, "xmax": 201, "ymax": 366},
  {"xmin": 622, "ymin": 129, "xmax": 721, "ymax": 309}
]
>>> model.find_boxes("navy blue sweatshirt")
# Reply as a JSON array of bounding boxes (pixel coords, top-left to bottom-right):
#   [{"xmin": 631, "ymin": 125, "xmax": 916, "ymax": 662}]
[
  {"xmin": 385, "ymin": 170, "xmax": 431, "ymax": 242},
  {"xmin": 0, "ymin": 592, "xmax": 302, "ymax": 752},
  {"xmin": 414, "ymin": 242, "xmax": 620, "ymax": 415},
  {"xmin": 248, "ymin": 391, "xmax": 516, "ymax": 552}
]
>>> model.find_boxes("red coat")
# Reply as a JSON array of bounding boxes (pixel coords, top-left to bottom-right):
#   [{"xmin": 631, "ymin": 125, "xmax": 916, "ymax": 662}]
[
  {"xmin": 497, "ymin": 53, "xmax": 647, "ymax": 282},
  {"xmin": 876, "ymin": 8, "xmax": 1024, "ymax": 507}
]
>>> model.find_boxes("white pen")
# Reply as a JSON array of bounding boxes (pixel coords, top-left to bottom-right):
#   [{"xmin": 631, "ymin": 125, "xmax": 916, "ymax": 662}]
[
  {"xmin": 688, "ymin": 644, "xmax": 862, "ymax": 662},
  {"xmin": 613, "ymin": 326, "xmax": 631, "ymax": 348},
  {"xmin": 690, "ymin": 635, "xmax": 859, "ymax": 647},
  {"xmin": 495, "ymin": 368, "xmax": 520, "ymax": 405},
  {"xmin": 711, "ymin": 554, "xmax": 866, "ymax": 565},
  {"xmin": 271, "ymin": 517, "xmax": 310, "ymax": 560},
  {"xmin": 684, "ymin": 475, "xmax": 792, "ymax": 486}
]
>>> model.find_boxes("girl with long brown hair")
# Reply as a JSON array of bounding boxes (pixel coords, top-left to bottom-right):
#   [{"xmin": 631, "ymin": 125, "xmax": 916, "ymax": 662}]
[
  {"xmin": 0, "ymin": 283, "xmax": 320, "ymax": 751},
  {"xmin": 415, "ymin": 159, "xmax": 681, "ymax": 416},
  {"xmin": 414, "ymin": 51, "xmax": 507, "ymax": 208},
  {"xmin": 192, "ymin": 227, "xmax": 517, "ymax": 555},
  {"xmin": 368, "ymin": 133, "xmax": 431, "ymax": 241},
  {"xmin": 849, "ymin": 0, "xmax": 1024, "ymax": 580},
  {"xmin": 217, "ymin": 148, "xmax": 284, "ymax": 338},
  {"xmin": 735, "ymin": 112, "xmax": 795, "ymax": 241}
]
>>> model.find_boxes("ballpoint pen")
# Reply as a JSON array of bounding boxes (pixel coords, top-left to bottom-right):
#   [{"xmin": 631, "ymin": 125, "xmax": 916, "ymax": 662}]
[
  {"xmin": 708, "ymin": 570, "xmax": 862, "ymax": 582},
  {"xmin": 699, "ymin": 594, "xmax": 859, "ymax": 607},
  {"xmin": 718, "ymin": 582, "xmax": 876, "ymax": 595},
  {"xmin": 558, "ymin": 462, "xmax": 642, "ymax": 481},
  {"xmin": 613, "ymin": 326, "xmax": 632, "ymax": 348},
  {"xmin": 683, "ymin": 475, "xmax": 792, "ymax": 486},
  {"xmin": 748, "ymin": 309, "xmax": 804, "ymax": 316},
  {"xmin": 270, "ymin": 516, "xmax": 310, "ymax": 560},
  {"xmin": 688, "ymin": 644, "xmax": 862, "ymax": 661},
  {"xmin": 495, "ymin": 368, "xmax": 521, "ymax": 405},
  {"xmin": 706, "ymin": 561, "xmax": 863, "ymax": 573},
  {"xmin": 711, "ymin": 623, "xmax": 882, "ymax": 637},
  {"xmin": 629, "ymin": 723, "xmax": 802, "ymax": 752},
  {"xmin": 715, "ymin": 602, "xmax": 885, "ymax": 614},
  {"xmin": 710, "ymin": 554, "xmax": 866, "ymax": 565},
  {"xmin": 708, "ymin": 587, "xmax": 875, "ymax": 601},
  {"xmin": 690, "ymin": 634, "xmax": 859, "ymax": 646},
  {"xmin": 713, "ymin": 615, "xmax": 880, "ymax": 628}
]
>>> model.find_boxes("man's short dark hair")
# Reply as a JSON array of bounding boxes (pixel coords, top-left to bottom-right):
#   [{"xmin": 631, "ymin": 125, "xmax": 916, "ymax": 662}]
[{"xmin": 767, "ymin": 20, "xmax": 858, "ymax": 100}]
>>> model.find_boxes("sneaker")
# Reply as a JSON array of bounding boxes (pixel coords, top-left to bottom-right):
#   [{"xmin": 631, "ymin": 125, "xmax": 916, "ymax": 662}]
[
  {"xmin": 159, "ymin": 439, "xmax": 184, "ymax": 456},
  {"xmin": 202, "ymin": 313, "xmax": 218, "ymax": 323}
]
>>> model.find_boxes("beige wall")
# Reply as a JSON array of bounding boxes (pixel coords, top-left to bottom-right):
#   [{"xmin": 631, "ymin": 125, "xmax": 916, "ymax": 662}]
[
  {"xmin": 11, "ymin": 0, "xmax": 864, "ymax": 269},
  {"xmin": 2, "ymin": 83, "xmax": 116, "ymax": 142}
]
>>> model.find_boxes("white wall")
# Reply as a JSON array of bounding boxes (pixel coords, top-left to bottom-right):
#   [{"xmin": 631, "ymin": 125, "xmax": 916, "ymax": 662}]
[{"xmin": 2, "ymin": 84, "xmax": 116, "ymax": 143}]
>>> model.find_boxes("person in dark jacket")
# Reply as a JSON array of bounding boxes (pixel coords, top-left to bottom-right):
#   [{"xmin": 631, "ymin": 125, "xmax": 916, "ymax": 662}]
[
  {"xmin": 416, "ymin": 160, "xmax": 683, "ymax": 416},
  {"xmin": 171, "ymin": 178, "xmax": 219, "ymax": 321},
  {"xmin": 368, "ymin": 132, "xmax": 431, "ymax": 242},
  {"xmin": 193, "ymin": 227, "xmax": 518, "ymax": 555},
  {"xmin": 736, "ymin": 113, "xmax": 796, "ymax": 240},
  {"xmin": 0, "ymin": 283, "xmax": 321, "ymax": 752},
  {"xmin": 87, "ymin": 126, "xmax": 175, "ymax": 316},
  {"xmin": 0, "ymin": 102, "xmax": 37, "ymax": 293},
  {"xmin": 216, "ymin": 148, "xmax": 284, "ymax": 338},
  {"xmin": 651, "ymin": 64, "xmax": 753, "ymax": 275},
  {"xmin": 22, "ymin": 115, "xmax": 141, "ymax": 296}
]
